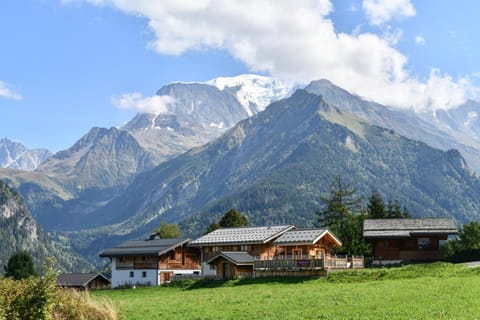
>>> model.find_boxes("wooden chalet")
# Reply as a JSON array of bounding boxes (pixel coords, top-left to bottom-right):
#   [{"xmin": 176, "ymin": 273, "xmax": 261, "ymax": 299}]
[
  {"xmin": 363, "ymin": 218, "xmax": 458, "ymax": 265},
  {"xmin": 190, "ymin": 225, "xmax": 363, "ymax": 279},
  {"xmin": 256, "ymin": 228, "xmax": 363, "ymax": 277},
  {"xmin": 189, "ymin": 225, "xmax": 295, "ymax": 278},
  {"xmin": 57, "ymin": 273, "xmax": 110, "ymax": 290},
  {"xmin": 99, "ymin": 236, "xmax": 201, "ymax": 288}
]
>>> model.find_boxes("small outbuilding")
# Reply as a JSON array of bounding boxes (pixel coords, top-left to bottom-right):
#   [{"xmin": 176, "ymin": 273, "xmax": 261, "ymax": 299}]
[
  {"xmin": 205, "ymin": 252, "xmax": 255, "ymax": 280},
  {"xmin": 363, "ymin": 218, "xmax": 458, "ymax": 265},
  {"xmin": 57, "ymin": 273, "xmax": 110, "ymax": 290}
]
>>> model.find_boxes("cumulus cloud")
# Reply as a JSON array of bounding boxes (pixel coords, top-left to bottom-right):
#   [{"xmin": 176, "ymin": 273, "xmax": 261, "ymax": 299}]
[
  {"xmin": 0, "ymin": 81, "xmax": 22, "ymax": 100},
  {"xmin": 362, "ymin": 0, "xmax": 416, "ymax": 26},
  {"xmin": 111, "ymin": 93, "xmax": 175, "ymax": 114},
  {"xmin": 415, "ymin": 35, "xmax": 425, "ymax": 45},
  {"xmin": 80, "ymin": 0, "xmax": 473, "ymax": 111}
]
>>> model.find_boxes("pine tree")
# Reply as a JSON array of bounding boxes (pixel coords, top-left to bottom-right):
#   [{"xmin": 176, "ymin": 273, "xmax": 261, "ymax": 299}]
[
  {"xmin": 218, "ymin": 208, "xmax": 249, "ymax": 228},
  {"xmin": 4, "ymin": 251, "xmax": 37, "ymax": 280},
  {"xmin": 367, "ymin": 190, "xmax": 386, "ymax": 218},
  {"xmin": 385, "ymin": 199, "xmax": 410, "ymax": 218},
  {"xmin": 153, "ymin": 222, "xmax": 181, "ymax": 239},
  {"xmin": 316, "ymin": 175, "xmax": 367, "ymax": 255}
]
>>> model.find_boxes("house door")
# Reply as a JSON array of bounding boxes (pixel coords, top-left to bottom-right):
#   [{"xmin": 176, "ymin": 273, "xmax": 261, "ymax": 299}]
[
  {"xmin": 222, "ymin": 263, "xmax": 234, "ymax": 279},
  {"xmin": 292, "ymin": 249, "xmax": 302, "ymax": 259}
]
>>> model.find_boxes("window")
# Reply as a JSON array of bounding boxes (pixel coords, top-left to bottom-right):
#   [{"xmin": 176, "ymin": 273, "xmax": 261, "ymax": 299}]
[
  {"xmin": 418, "ymin": 238, "xmax": 430, "ymax": 250},
  {"xmin": 212, "ymin": 246, "xmax": 219, "ymax": 252},
  {"xmin": 209, "ymin": 264, "xmax": 216, "ymax": 270},
  {"xmin": 142, "ymin": 271, "xmax": 147, "ymax": 278},
  {"xmin": 119, "ymin": 257, "xmax": 126, "ymax": 263},
  {"xmin": 240, "ymin": 245, "xmax": 248, "ymax": 251},
  {"xmin": 170, "ymin": 251, "xmax": 175, "ymax": 260},
  {"xmin": 129, "ymin": 271, "xmax": 134, "ymax": 278}
]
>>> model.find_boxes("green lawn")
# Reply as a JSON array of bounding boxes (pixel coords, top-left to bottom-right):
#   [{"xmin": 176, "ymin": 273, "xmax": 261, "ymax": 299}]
[{"xmin": 93, "ymin": 263, "xmax": 480, "ymax": 320}]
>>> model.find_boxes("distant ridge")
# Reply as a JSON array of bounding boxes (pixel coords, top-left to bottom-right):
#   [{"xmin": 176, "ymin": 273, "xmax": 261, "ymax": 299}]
[{"xmin": 0, "ymin": 138, "xmax": 52, "ymax": 171}]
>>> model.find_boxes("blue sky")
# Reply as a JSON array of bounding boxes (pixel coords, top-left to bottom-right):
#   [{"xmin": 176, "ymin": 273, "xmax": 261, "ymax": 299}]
[{"xmin": 1, "ymin": 0, "xmax": 480, "ymax": 151}]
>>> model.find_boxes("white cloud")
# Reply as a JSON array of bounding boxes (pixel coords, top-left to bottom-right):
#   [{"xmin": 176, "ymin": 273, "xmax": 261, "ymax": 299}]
[
  {"xmin": 79, "ymin": 0, "xmax": 474, "ymax": 111},
  {"xmin": 362, "ymin": 0, "xmax": 416, "ymax": 25},
  {"xmin": 415, "ymin": 35, "xmax": 425, "ymax": 45},
  {"xmin": 0, "ymin": 81, "xmax": 22, "ymax": 100},
  {"xmin": 111, "ymin": 93, "xmax": 175, "ymax": 114}
]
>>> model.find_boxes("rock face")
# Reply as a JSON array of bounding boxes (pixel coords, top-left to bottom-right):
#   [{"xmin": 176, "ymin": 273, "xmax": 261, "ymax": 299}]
[
  {"xmin": 0, "ymin": 180, "xmax": 90, "ymax": 273},
  {"xmin": 0, "ymin": 138, "xmax": 52, "ymax": 171},
  {"xmin": 70, "ymin": 88, "xmax": 480, "ymax": 258}
]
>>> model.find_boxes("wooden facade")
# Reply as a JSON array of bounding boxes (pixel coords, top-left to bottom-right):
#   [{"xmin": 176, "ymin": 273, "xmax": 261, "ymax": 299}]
[
  {"xmin": 201, "ymin": 243, "xmax": 276, "ymax": 262},
  {"xmin": 115, "ymin": 247, "xmax": 201, "ymax": 271},
  {"xmin": 370, "ymin": 234, "xmax": 447, "ymax": 262},
  {"xmin": 195, "ymin": 227, "xmax": 363, "ymax": 279},
  {"xmin": 363, "ymin": 218, "xmax": 458, "ymax": 264},
  {"xmin": 271, "ymin": 232, "xmax": 341, "ymax": 260}
]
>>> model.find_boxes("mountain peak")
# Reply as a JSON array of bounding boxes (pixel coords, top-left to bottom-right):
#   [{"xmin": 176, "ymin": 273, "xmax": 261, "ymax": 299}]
[
  {"xmin": 0, "ymin": 138, "xmax": 52, "ymax": 171},
  {"xmin": 206, "ymin": 74, "xmax": 297, "ymax": 116}
]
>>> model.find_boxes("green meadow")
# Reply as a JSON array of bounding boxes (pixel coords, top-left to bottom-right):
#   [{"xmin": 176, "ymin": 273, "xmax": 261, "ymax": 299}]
[{"xmin": 93, "ymin": 263, "xmax": 480, "ymax": 320}]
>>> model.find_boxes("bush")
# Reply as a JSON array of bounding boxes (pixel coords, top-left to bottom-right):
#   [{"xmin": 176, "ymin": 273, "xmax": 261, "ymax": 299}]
[{"xmin": 0, "ymin": 259, "xmax": 117, "ymax": 320}]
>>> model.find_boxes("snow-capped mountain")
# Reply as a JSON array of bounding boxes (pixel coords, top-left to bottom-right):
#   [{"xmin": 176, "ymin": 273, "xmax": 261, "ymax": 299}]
[
  {"xmin": 0, "ymin": 138, "xmax": 52, "ymax": 171},
  {"xmin": 206, "ymin": 74, "xmax": 297, "ymax": 116},
  {"xmin": 122, "ymin": 74, "xmax": 297, "ymax": 161}
]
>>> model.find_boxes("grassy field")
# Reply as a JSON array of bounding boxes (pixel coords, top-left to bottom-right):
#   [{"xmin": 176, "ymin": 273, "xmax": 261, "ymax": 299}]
[{"xmin": 92, "ymin": 263, "xmax": 480, "ymax": 320}]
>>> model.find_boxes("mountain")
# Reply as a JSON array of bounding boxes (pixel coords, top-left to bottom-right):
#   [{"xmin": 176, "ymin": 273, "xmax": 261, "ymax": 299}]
[
  {"xmin": 304, "ymin": 80, "xmax": 480, "ymax": 172},
  {"xmin": 0, "ymin": 138, "xmax": 52, "ymax": 171},
  {"xmin": 37, "ymin": 127, "xmax": 156, "ymax": 194},
  {"xmin": 123, "ymin": 74, "xmax": 296, "ymax": 159},
  {"xmin": 69, "ymin": 89, "xmax": 480, "ymax": 258},
  {"xmin": 0, "ymin": 179, "xmax": 90, "ymax": 273},
  {"xmin": 1, "ymin": 75, "xmax": 296, "ymax": 231}
]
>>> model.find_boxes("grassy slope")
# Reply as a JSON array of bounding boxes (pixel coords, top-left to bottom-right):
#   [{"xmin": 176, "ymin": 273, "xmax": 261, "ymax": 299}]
[{"xmin": 93, "ymin": 263, "xmax": 480, "ymax": 320}]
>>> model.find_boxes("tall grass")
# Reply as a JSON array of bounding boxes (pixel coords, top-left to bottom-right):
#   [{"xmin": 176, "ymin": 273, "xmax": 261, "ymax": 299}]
[{"xmin": 0, "ymin": 275, "xmax": 117, "ymax": 320}]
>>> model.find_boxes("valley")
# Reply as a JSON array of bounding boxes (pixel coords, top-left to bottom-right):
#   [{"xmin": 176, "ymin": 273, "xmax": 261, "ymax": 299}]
[{"xmin": 3, "ymin": 75, "xmax": 480, "ymax": 268}]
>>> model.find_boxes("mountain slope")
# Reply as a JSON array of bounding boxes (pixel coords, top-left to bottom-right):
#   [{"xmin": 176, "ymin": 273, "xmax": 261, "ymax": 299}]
[
  {"xmin": 0, "ymin": 138, "xmax": 52, "ymax": 171},
  {"xmin": 305, "ymin": 80, "xmax": 480, "ymax": 172},
  {"xmin": 37, "ymin": 127, "xmax": 156, "ymax": 193},
  {"xmin": 0, "ymin": 179, "xmax": 90, "ymax": 273},
  {"xmin": 70, "ymin": 89, "xmax": 480, "ymax": 257}
]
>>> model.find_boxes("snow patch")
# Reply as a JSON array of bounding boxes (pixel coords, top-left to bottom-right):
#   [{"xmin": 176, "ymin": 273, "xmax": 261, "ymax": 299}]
[
  {"xmin": 209, "ymin": 122, "xmax": 225, "ymax": 129},
  {"xmin": 206, "ymin": 74, "xmax": 296, "ymax": 116},
  {"xmin": 464, "ymin": 111, "xmax": 478, "ymax": 127}
]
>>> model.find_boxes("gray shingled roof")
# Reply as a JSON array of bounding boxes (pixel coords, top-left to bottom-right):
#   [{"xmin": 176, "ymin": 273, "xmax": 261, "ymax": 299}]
[
  {"xmin": 363, "ymin": 219, "xmax": 458, "ymax": 238},
  {"xmin": 57, "ymin": 273, "xmax": 110, "ymax": 287},
  {"xmin": 189, "ymin": 225, "xmax": 295, "ymax": 246},
  {"xmin": 205, "ymin": 252, "xmax": 255, "ymax": 265},
  {"xmin": 99, "ymin": 238, "xmax": 190, "ymax": 257},
  {"xmin": 274, "ymin": 228, "xmax": 342, "ymax": 246}
]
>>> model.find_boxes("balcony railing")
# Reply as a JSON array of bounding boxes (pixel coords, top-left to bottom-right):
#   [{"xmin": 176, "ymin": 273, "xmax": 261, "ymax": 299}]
[{"xmin": 254, "ymin": 255, "xmax": 364, "ymax": 271}]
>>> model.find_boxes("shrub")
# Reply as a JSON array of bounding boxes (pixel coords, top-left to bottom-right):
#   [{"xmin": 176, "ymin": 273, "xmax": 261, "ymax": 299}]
[{"xmin": 0, "ymin": 258, "xmax": 117, "ymax": 320}]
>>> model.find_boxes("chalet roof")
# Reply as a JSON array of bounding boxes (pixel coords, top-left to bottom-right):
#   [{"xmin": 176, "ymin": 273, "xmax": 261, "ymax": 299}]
[
  {"xmin": 205, "ymin": 251, "xmax": 255, "ymax": 265},
  {"xmin": 99, "ymin": 238, "xmax": 190, "ymax": 257},
  {"xmin": 57, "ymin": 273, "xmax": 110, "ymax": 288},
  {"xmin": 363, "ymin": 218, "xmax": 458, "ymax": 238},
  {"xmin": 274, "ymin": 228, "xmax": 342, "ymax": 246},
  {"xmin": 189, "ymin": 225, "xmax": 295, "ymax": 246}
]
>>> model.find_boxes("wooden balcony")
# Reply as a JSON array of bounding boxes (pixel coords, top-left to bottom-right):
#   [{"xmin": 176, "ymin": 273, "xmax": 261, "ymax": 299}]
[{"xmin": 253, "ymin": 255, "xmax": 364, "ymax": 272}]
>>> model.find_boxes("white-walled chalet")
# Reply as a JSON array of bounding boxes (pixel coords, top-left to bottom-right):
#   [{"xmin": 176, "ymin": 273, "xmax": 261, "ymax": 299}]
[{"xmin": 99, "ymin": 236, "xmax": 201, "ymax": 288}]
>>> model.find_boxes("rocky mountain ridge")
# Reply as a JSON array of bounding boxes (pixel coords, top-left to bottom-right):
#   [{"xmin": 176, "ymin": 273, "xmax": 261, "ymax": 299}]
[{"xmin": 0, "ymin": 138, "xmax": 52, "ymax": 171}]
